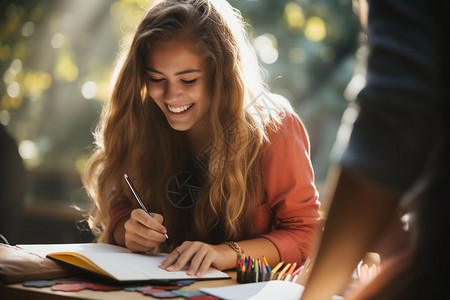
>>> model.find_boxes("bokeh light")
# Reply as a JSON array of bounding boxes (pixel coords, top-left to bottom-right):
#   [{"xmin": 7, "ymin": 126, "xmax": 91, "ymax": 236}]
[
  {"xmin": 21, "ymin": 21, "xmax": 35, "ymax": 36},
  {"xmin": 284, "ymin": 2, "xmax": 305, "ymax": 31},
  {"xmin": 305, "ymin": 16, "xmax": 327, "ymax": 41},
  {"xmin": 7, "ymin": 81, "xmax": 20, "ymax": 98},
  {"xmin": 51, "ymin": 33, "xmax": 65, "ymax": 49},
  {"xmin": 9, "ymin": 58, "xmax": 22, "ymax": 74},
  {"xmin": 19, "ymin": 139, "xmax": 38, "ymax": 160},
  {"xmin": 81, "ymin": 81, "xmax": 98, "ymax": 99},
  {"xmin": 0, "ymin": 109, "xmax": 10, "ymax": 125},
  {"xmin": 253, "ymin": 34, "xmax": 279, "ymax": 64},
  {"xmin": 23, "ymin": 71, "xmax": 52, "ymax": 99},
  {"xmin": 289, "ymin": 47, "xmax": 306, "ymax": 64},
  {"xmin": 54, "ymin": 52, "xmax": 79, "ymax": 82}
]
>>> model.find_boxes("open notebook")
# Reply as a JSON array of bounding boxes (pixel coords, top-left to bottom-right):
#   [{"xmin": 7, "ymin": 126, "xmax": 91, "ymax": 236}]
[{"xmin": 18, "ymin": 243, "xmax": 230, "ymax": 282}]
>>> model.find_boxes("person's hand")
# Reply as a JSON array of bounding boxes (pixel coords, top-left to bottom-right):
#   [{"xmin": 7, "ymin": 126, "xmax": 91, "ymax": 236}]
[
  {"xmin": 124, "ymin": 208, "xmax": 168, "ymax": 252},
  {"xmin": 159, "ymin": 241, "xmax": 231, "ymax": 277}
]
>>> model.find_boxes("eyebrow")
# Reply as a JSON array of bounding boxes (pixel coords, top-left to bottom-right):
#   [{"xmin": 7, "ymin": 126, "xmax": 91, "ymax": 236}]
[{"xmin": 146, "ymin": 68, "xmax": 202, "ymax": 76}]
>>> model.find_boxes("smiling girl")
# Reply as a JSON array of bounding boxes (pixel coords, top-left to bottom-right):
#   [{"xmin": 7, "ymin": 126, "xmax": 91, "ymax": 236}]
[{"xmin": 83, "ymin": 0, "xmax": 321, "ymax": 277}]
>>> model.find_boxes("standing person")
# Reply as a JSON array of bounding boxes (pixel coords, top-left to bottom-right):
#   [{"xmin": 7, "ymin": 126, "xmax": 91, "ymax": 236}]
[
  {"xmin": 301, "ymin": 0, "xmax": 449, "ymax": 299},
  {"xmin": 82, "ymin": 0, "xmax": 321, "ymax": 277}
]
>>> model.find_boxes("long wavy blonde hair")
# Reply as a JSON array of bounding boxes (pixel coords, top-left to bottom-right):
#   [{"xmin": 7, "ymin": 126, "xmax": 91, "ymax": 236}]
[{"xmin": 83, "ymin": 0, "xmax": 285, "ymax": 249}]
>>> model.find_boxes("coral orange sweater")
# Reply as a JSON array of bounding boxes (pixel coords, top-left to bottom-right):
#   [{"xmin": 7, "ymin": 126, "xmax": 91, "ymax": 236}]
[{"xmin": 108, "ymin": 110, "xmax": 321, "ymax": 265}]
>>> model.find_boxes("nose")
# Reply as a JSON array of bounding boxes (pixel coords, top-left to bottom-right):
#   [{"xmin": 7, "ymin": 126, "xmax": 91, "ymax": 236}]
[{"xmin": 164, "ymin": 81, "xmax": 181, "ymax": 102}]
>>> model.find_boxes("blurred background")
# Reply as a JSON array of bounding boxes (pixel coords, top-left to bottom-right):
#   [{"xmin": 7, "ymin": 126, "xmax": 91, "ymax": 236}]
[{"xmin": 0, "ymin": 0, "xmax": 360, "ymax": 245}]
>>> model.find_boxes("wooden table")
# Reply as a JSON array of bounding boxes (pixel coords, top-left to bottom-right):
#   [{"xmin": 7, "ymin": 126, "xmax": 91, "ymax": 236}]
[{"xmin": 0, "ymin": 271, "xmax": 236, "ymax": 299}]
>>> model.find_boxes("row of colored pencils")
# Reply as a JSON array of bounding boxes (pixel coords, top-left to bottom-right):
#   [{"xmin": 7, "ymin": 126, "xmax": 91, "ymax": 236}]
[{"xmin": 236, "ymin": 255, "xmax": 304, "ymax": 283}]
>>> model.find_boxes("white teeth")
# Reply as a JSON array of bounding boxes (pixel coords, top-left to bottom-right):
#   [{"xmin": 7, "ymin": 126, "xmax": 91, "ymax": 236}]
[{"xmin": 167, "ymin": 104, "xmax": 192, "ymax": 113}]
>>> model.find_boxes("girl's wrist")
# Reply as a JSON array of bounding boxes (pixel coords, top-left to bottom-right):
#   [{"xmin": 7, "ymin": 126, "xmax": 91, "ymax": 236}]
[
  {"xmin": 223, "ymin": 241, "xmax": 245, "ymax": 260},
  {"xmin": 213, "ymin": 242, "xmax": 242, "ymax": 270}
]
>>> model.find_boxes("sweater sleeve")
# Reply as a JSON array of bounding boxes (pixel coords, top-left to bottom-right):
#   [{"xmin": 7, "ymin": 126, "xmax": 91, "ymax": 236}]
[
  {"xmin": 259, "ymin": 111, "xmax": 321, "ymax": 265},
  {"xmin": 107, "ymin": 196, "xmax": 133, "ymax": 244}
]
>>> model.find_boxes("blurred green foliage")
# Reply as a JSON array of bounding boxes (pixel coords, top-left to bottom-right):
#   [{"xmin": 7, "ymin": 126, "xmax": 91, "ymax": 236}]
[{"xmin": 0, "ymin": 0, "xmax": 359, "ymax": 207}]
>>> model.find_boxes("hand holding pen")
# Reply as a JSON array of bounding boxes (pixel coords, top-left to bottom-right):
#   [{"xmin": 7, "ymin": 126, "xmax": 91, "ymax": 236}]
[{"xmin": 123, "ymin": 174, "xmax": 169, "ymax": 252}]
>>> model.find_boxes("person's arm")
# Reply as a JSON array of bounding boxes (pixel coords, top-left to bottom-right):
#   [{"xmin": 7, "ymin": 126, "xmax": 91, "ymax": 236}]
[
  {"xmin": 159, "ymin": 237, "xmax": 280, "ymax": 276},
  {"xmin": 259, "ymin": 110, "xmax": 321, "ymax": 265},
  {"xmin": 301, "ymin": 168, "xmax": 400, "ymax": 299},
  {"xmin": 301, "ymin": 0, "xmax": 446, "ymax": 296}
]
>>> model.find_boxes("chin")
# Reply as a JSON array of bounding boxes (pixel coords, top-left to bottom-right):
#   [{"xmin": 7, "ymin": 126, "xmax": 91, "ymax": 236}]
[{"xmin": 168, "ymin": 123, "xmax": 191, "ymax": 132}]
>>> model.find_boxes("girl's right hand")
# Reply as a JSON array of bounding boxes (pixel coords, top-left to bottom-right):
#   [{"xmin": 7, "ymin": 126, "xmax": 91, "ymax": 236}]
[{"xmin": 124, "ymin": 208, "xmax": 168, "ymax": 252}]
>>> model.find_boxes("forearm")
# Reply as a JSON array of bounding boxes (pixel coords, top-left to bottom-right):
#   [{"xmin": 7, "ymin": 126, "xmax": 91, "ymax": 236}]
[
  {"xmin": 301, "ymin": 168, "xmax": 400, "ymax": 299},
  {"xmin": 238, "ymin": 237, "xmax": 280, "ymax": 267}
]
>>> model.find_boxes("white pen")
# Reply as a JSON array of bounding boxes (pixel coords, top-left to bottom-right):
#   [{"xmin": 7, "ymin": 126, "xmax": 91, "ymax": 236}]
[{"xmin": 124, "ymin": 174, "xmax": 169, "ymax": 240}]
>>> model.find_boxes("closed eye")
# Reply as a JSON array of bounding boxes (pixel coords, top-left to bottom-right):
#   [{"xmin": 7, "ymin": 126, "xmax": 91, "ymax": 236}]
[
  {"xmin": 149, "ymin": 77, "xmax": 165, "ymax": 83},
  {"xmin": 181, "ymin": 78, "xmax": 197, "ymax": 84}
]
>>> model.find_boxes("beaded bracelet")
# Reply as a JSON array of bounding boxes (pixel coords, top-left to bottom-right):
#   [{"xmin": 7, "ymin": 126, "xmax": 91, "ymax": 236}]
[{"xmin": 224, "ymin": 241, "xmax": 245, "ymax": 260}]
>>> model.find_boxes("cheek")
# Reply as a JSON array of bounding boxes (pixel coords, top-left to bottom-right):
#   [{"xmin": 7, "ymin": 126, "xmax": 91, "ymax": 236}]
[
  {"xmin": 191, "ymin": 83, "xmax": 210, "ymax": 104},
  {"xmin": 148, "ymin": 87, "xmax": 166, "ymax": 112},
  {"xmin": 200, "ymin": 88, "xmax": 211, "ymax": 110},
  {"xmin": 148, "ymin": 85, "xmax": 163, "ymax": 101}
]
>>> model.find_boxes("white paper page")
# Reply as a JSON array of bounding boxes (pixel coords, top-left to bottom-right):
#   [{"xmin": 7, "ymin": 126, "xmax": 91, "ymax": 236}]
[
  {"xmin": 200, "ymin": 281, "xmax": 344, "ymax": 300},
  {"xmin": 18, "ymin": 243, "xmax": 229, "ymax": 281},
  {"xmin": 85, "ymin": 252, "xmax": 228, "ymax": 281}
]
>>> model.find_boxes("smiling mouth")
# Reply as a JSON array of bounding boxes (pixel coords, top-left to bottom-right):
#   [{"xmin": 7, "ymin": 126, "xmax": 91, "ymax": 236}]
[{"xmin": 167, "ymin": 104, "xmax": 193, "ymax": 113}]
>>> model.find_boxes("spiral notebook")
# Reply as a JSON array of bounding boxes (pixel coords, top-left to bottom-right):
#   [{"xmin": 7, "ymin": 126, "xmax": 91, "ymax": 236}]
[{"xmin": 18, "ymin": 243, "xmax": 230, "ymax": 282}]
